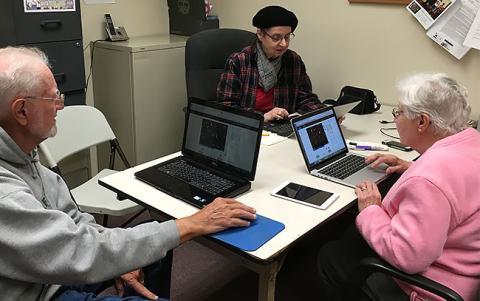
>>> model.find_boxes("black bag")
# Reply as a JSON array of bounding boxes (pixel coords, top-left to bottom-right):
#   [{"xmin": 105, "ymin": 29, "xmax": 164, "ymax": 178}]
[{"xmin": 336, "ymin": 86, "xmax": 381, "ymax": 115}]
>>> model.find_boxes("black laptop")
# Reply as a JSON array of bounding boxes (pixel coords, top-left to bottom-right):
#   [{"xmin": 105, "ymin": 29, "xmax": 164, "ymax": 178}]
[
  {"xmin": 134, "ymin": 99, "xmax": 263, "ymax": 208},
  {"xmin": 263, "ymin": 120, "xmax": 294, "ymax": 137}
]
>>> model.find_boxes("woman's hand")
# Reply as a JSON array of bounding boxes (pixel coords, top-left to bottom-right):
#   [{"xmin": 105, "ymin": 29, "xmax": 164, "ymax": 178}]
[
  {"xmin": 355, "ymin": 181, "xmax": 382, "ymax": 212},
  {"xmin": 264, "ymin": 107, "xmax": 289, "ymax": 122},
  {"xmin": 365, "ymin": 153, "xmax": 411, "ymax": 174}
]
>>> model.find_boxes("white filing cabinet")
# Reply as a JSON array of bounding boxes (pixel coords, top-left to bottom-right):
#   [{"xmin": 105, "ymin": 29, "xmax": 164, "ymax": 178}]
[{"xmin": 92, "ymin": 35, "xmax": 188, "ymax": 167}]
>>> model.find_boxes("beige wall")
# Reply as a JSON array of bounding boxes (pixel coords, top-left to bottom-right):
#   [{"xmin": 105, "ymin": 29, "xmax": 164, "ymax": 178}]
[
  {"xmin": 210, "ymin": 0, "xmax": 480, "ymax": 120},
  {"xmin": 79, "ymin": 0, "xmax": 480, "ymax": 120},
  {"xmin": 80, "ymin": 0, "xmax": 169, "ymax": 105},
  {"xmin": 80, "ymin": 0, "xmax": 169, "ymax": 42},
  {"xmin": 79, "ymin": 0, "xmax": 170, "ymax": 174}
]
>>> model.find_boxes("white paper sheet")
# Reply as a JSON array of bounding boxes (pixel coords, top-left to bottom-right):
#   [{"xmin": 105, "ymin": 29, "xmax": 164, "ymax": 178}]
[
  {"xmin": 406, "ymin": 0, "xmax": 458, "ymax": 29},
  {"xmin": 426, "ymin": 0, "xmax": 480, "ymax": 59},
  {"xmin": 261, "ymin": 132, "xmax": 289, "ymax": 146},
  {"xmin": 464, "ymin": 6, "xmax": 480, "ymax": 49},
  {"xmin": 24, "ymin": 0, "xmax": 76, "ymax": 13}
]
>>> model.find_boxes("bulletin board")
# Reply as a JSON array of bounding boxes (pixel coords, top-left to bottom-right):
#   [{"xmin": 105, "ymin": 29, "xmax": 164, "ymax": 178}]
[{"xmin": 348, "ymin": 0, "xmax": 410, "ymax": 4}]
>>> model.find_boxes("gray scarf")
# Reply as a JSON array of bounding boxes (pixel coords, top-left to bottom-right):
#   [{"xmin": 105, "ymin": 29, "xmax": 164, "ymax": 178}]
[{"xmin": 256, "ymin": 42, "xmax": 282, "ymax": 92}]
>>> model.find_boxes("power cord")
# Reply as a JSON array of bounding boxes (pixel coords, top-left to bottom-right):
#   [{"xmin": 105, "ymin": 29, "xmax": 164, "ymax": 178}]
[
  {"xmin": 85, "ymin": 39, "xmax": 106, "ymax": 94},
  {"xmin": 380, "ymin": 127, "xmax": 400, "ymax": 139}
]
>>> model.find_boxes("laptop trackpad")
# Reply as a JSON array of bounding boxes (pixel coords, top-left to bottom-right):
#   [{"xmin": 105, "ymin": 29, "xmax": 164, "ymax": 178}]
[{"xmin": 344, "ymin": 164, "xmax": 388, "ymax": 185}]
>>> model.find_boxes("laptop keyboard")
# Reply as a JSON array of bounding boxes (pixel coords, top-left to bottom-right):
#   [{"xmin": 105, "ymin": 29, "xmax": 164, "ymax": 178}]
[
  {"xmin": 264, "ymin": 122, "xmax": 294, "ymax": 137},
  {"xmin": 157, "ymin": 160, "xmax": 236, "ymax": 195},
  {"xmin": 318, "ymin": 154, "xmax": 367, "ymax": 180}
]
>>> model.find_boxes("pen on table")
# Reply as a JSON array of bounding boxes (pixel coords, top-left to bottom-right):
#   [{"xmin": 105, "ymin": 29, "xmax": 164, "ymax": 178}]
[
  {"xmin": 348, "ymin": 142, "xmax": 388, "ymax": 151},
  {"xmin": 348, "ymin": 145, "xmax": 386, "ymax": 151},
  {"xmin": 353, "ymin": 145, "xmax": 374, "ymax": 150},
  {"xmin": 262, "ymin": 132, "xmax": 270, "ymax": 136}
]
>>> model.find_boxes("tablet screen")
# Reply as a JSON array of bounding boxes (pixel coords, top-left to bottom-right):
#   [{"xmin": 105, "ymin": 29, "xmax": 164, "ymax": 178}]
[{"xmin": 275, "ymin": 182, "xmax": 335, "ymax": 207}]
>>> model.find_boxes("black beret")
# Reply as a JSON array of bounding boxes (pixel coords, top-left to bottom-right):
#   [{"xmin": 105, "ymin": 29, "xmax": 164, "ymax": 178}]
[{"xmin": 252, "ymin": 6, "xmax": 298, "ymax": 32}]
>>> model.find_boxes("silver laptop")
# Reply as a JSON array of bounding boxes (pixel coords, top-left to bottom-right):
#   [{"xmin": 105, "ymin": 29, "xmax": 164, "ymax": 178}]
[{"xmin": 291, "ymin": 106, "xmax": 388, "ymax": 188}]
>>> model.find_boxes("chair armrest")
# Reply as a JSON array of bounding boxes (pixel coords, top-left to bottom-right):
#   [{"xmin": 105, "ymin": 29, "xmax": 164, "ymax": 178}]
[{"xmin": 352, "ymin": 257, "xmax": 463, "ymax": 301}]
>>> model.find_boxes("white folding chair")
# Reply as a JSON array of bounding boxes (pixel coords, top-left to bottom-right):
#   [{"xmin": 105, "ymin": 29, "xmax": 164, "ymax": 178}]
[{"xmin": 39, "ymin": 105, "xmax": 144, "ymax": 226}]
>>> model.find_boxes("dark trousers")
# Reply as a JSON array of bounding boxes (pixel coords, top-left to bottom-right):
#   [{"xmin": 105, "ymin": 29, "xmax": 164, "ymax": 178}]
[
  {"xmin": 275, "ymin": 208, "xmax": 357, "ymax": 301},
  {"xmin": 316, "ymin": 225, "xmax": 409, "ymax": 301},
  {"xmin": 53, "ymin": 251, "xmax": 172, "ymax": 301}
]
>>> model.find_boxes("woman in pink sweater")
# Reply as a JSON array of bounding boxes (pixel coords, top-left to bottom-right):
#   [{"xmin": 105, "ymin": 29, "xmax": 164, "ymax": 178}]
[{"xmin": 317, "ymin": 73, "xmax": 480, "ymax": 301}]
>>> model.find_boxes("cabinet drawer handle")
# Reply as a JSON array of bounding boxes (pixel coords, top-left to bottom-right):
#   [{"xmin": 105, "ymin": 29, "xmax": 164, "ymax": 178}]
[
  {"xmin": 54, "ymin": 72, "xmax": 66, "ymax": 82},
  {"xmin": 40, "ymin": 20, "xmax": 62, "ymax": 29}
]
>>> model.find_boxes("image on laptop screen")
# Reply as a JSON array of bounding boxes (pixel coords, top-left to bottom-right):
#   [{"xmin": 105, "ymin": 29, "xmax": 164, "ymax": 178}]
[
  {"xmin": 184, "ymin": 102, "xmax": 261, "ymax": 178},
  {"xmin": 293, "ymin": 108, "xmax": 347, "ymax": 168}
]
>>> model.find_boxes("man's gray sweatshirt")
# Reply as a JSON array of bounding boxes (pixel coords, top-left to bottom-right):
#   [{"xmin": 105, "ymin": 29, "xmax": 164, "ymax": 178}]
[{"xmin": 0, "ymin": 127, "xmax": 180, "ymax": 300}]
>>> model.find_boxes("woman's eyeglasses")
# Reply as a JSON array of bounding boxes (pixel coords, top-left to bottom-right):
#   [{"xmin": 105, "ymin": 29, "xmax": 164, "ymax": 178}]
[
  {"xmin": 391, "ymin": 107, "xmax": 404, "ymax": 119},
  {"xmin": 262, "ymin": 30, "xmax": 295, "ymax": 43}
]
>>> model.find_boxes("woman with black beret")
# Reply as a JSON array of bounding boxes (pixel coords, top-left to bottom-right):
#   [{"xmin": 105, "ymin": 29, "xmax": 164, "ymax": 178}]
[{"xmin": 217, "ymin": 6, "xmax": 325, "ymax": 122}]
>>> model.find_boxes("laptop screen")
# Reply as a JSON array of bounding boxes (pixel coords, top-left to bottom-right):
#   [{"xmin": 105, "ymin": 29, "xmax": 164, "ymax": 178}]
[
  {"xmin": 183, "ymin": 100, "xmax": 262, "ymax": 180},
  {"xmin": 292, "ymin": 107, "xmax": 348, "ymax": 169}
]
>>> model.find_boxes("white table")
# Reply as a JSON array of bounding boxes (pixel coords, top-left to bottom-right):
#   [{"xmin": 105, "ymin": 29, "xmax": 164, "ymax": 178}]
[{"xmin": 99, "ymin": 105, "xmax": 418, "ymax": 301}]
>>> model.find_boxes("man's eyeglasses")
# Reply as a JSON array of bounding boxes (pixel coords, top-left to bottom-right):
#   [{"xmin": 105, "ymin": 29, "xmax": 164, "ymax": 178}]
[
  {"xmin": 23, "ymin": 90, "xmax": 65, "ymax": 108},
  {"xmin": 391, "ymin": 107, "xmax": 404, "ymax": 119},
  {"xmin": 262, "ymin": 30, "xmax": 295, "ymax": 43}
]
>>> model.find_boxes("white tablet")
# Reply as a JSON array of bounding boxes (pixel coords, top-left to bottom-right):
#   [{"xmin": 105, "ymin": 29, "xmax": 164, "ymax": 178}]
[
  {"xmin": 333, "ymin": 100, "xmax": 361, "ymax": 117},
  {"xmin": 271, "ymin": 181, "xmax": 339, "ymax": 210}
]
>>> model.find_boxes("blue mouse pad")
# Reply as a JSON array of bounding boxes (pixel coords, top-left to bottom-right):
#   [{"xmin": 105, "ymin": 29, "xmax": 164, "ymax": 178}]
[{"xmin": 210, "ymin": 214, "xmax": 285, "ymax": 251}]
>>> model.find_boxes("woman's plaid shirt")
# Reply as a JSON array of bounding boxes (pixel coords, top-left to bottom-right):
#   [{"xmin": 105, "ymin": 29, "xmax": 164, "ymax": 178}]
[{"xmin": 216, "ymin": 45, "xmax": 324, "ymax": 114}]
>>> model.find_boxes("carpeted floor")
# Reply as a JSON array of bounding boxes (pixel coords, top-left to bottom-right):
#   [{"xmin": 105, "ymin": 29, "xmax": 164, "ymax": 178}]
[
  {"xmin": 170, "ymin": 240, "xmax": 257, "ymax": 301},
  {"xmin": 98, "ymin": 211, "xmax": 259, "ymax": 301},
  {"xmin": 97, "ymin": 207, "xmax": 357, "ymax": 301}
]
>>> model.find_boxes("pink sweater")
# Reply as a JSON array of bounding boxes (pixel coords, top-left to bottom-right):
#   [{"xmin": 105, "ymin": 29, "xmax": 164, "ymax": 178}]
[{"xmin": 356, "ymin": 128, "xmax": 480, "ymax": 301}]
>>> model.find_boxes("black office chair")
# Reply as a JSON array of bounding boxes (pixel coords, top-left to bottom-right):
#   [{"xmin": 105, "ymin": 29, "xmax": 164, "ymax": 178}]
[
  {"xmin": 350, "ymin": 257, "xmax": 464, "ymax": 301},
  {"xmin": 185, "ymin": 28, "xmax": 256, "ymax": 101}
]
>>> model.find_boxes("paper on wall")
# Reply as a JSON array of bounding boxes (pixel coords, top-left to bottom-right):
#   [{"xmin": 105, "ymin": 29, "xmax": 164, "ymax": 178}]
[
  {"xmin": 464, "ymin": 6, "xmax": 480, "ymax": 49},
  {"xmin": 24, "ymin": 0, "xmax": 76, "ymax": 13},
  {"xmin": 406, "ymin": 0, "xmax": 458, "ymax": 29},
  {"xmin": 426, "ymin": 0, "xmax": 480, "ymax": 59}
]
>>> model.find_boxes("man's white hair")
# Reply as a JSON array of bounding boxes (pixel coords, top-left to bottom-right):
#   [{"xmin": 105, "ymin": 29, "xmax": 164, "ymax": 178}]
[
  {"xmin": 0, "ymin": 46, "xmax": 50, "ymax": 120},
  {"xmin": 397, "ymin": 73, "xmax": 471, "ymax": 135}
]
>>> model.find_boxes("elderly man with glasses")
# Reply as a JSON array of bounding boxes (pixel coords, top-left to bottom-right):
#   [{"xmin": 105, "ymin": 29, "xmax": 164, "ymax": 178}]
[
  {"xmin": 0, "ymin": 46, "xmax": 256, "ymax": 301},
  {"xmin": 217, "ymin": 5, "xmax": 325, "ymax": 122}
]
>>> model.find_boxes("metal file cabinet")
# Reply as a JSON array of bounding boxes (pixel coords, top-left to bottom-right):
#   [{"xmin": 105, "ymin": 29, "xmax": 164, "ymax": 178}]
[
  {"xmin": 92, "ymin": 35, "xmax": 189, "ymax": 167},
  {"xmin": 0, "ymin": 0, "xmax": 86, "ymax": 105}
]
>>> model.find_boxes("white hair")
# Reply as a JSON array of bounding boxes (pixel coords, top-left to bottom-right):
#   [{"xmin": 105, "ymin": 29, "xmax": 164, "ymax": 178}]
[
  {"xmin": 397, "ymin": 73, "xmax": 471, "ymax": 135},
  {"xmin": 0, "ymin": 46, "xmax": 50, "ymax": 120}
]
